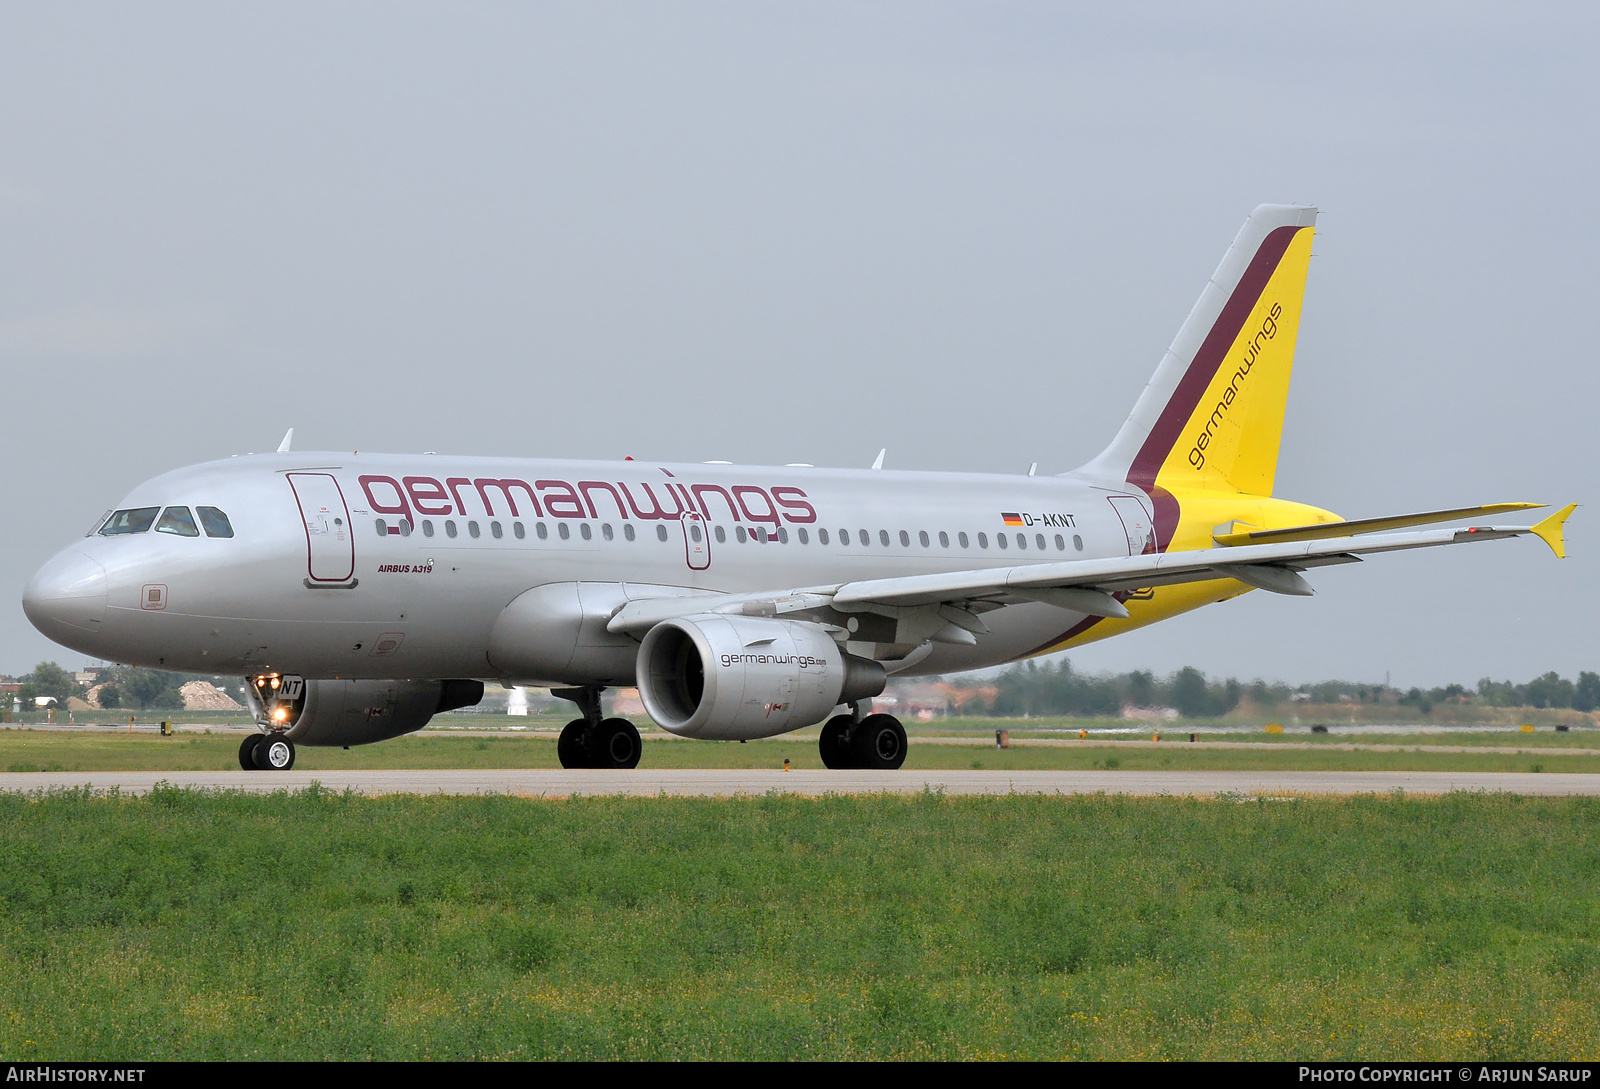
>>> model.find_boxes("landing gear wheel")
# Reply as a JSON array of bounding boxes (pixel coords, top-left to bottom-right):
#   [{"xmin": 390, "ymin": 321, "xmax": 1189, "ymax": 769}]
[
  {"xmin": 253, "ymin": 734, "xmax": 295, "ymax": 770},
  {"xmin": 851, "ymin": 714, "xmax": 907, "ymax": 770},
  {"xmin": 557, "ymin": 719, "xmax": 589, "ymax": 769},
  {"xmin": 591, "ymin": 718, "xmax": 642, "ymax": 769},
  {"xmin": 238, "ymin": 734, "xmax": 264, "ymax": 770},
  {"xmin": 819, "ymin": 715, "xmax": 857, "ymax": 769}
]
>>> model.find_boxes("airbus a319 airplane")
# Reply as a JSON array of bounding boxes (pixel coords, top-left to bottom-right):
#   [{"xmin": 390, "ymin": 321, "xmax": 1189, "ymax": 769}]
[{"xmin": 22, "ymin": 205, "xmax": 1574, "ymax": 772}]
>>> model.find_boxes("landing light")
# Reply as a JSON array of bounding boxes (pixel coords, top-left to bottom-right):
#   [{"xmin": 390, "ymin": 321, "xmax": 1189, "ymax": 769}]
[{"xmin": 273, "ymin": 708, "xmax": 288, "ymax": 722}]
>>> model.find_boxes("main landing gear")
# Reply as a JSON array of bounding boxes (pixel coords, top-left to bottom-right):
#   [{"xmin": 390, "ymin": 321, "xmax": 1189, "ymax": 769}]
[
  {"xmin": 552, "ymin": 686, "xmax": 642, "ymax": 770},
  {"xmin": 819, "ymin": 707, "xmax": 907, "ymax": 770},
  {"xmin": 239, "ymin": 732, "xmax": 296, "ymax": 771}
]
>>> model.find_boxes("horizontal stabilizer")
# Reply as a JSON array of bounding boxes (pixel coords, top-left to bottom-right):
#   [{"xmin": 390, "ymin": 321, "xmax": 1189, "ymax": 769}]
[{"xmin": 1213, "ymin": 502, "xmax": 1544, "ymax": 547}]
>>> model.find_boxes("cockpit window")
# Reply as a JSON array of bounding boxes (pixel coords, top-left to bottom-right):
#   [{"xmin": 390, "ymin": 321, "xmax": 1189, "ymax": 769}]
[
  {"xmin": 99, "ymin": 507, "xmax": 160, "ymax": 535},
  {"xmin": 196, "ymin": 506, "xmax": 234, "ymax": 538},
  {"xmin": 155, "ymin": 506, "xmax": 200, "ymax": 537}
]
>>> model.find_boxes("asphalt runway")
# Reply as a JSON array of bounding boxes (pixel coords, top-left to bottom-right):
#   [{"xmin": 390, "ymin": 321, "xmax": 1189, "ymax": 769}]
[{"xmin": 3, "ymin": 768, "xmax": 1599, "ymax": 798}]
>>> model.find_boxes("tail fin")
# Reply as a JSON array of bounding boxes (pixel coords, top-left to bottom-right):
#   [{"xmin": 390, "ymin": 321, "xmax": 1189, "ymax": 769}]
[{"xmin": 1080, "ymin": 204, "xmax": 1317, "ymax": 497}]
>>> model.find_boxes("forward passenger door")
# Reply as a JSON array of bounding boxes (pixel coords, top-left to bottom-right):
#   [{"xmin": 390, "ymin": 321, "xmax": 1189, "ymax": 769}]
[{"xmin": 288, "ymin": 473, "xmax": 356, "ymax": 584}]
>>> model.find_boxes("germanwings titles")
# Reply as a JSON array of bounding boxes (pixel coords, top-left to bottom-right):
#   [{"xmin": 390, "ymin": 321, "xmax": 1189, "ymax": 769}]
[{"xmin": 22, "ymin": 205, "xmax": 1574, "ymax": 772}]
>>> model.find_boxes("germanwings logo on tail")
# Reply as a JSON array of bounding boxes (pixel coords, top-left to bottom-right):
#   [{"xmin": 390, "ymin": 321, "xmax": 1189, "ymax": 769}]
[{"xmin": 1186, "ymin": 301, "xmax": 1284, "ymax": 470}]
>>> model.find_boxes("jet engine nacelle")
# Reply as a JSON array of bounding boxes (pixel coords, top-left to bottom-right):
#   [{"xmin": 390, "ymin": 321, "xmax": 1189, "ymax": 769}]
[
  {"xmin": 637, "ymin": 614, "xmax": 885, "ymax": 740},
  {"xmin": 244, "ymin": 676, "xmax": 484, "ymax": 746}
]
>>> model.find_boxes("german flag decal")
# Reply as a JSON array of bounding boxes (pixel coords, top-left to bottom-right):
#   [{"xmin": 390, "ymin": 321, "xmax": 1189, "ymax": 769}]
[{"xmin": 1002, "ymin": 513, "xmax": 1024, "ymax": 526}]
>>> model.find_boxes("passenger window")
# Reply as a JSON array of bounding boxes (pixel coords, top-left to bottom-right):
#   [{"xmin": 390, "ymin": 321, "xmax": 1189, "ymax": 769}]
[
  {"xmin": 445, "ymin": 520, "xmax": 458, "ymax": 539},
  {"xmin": 375, "ymin": 518, "xmax": 389, "ymax": 537},
  {"xmin": 692, "ymin": 525, "xmax": 703, "ymax": 543},
  {"xmin": 977, "ymin": 533, "xmax": 987, "ymax": 549},
  {"xmin": 156, "ymin": 506, "xmax": 200, "ymax": 537},
  {"xmin": 196, "ymin": 506, "xmax": 234, "ymax": 538},
  {"xmin": 580, "ymin": 523, "xmax": 592, "ymax": 541},
  {"xmin": 939, "ymin": 531, "xmax": 949, "ymax": 548},
  {"xmin": 467, "ymin": 521, "xmax": 479, "ymax": 538},
  {"xmin": 537, "ymin": 522, "xmax": 548, "ymax": 540},
  {"xmin": 422, "ymin": 520, "xmax": 435, "ymax": 538},
  {"xmin": 818, "ymin": 528, "xmax": 829, "ymax": 545},
  {"xmin": 514, "ymin": 522, "xmax": 525, "ymax": 539},
  {"xmin": 1036, "ymin": 533, "xmax": 1046, "ymax": 551},
  {"xmin": 798, "ymin": 528, "xmax": 809, "ymax": 544},
  {"xmin": 656, "ymin": 524, "xmax": 669, "ymax": 542},
  {"xmin": 714, "ymin": 526, "xmax": 726, "ymax": 543},
  {"xmin": 1054, "ymin": 534, "xmax": 1065, "ymax": 551},
  {"xmin": 624, "ymin": 524, "xmax": 636, "ymax": 541},
  {"xmin": 858, "ymin": 530, "xmax": 870, "ymax": 546},
  {"xmin": 997, "ymin": 533, "xmax": 1008, "ymax": 549},
  {"xmin": 491, "ymin": 521, "xmax": 503, "ymax": 539},
  {"xmin": 398, "ymin": 519, "xmax": 411, "ymax": 538},
  {"xmin": 1015, "ymin": 534, "xmax": 1025, "ymax": 550},
  {"xmin": 958, "ymin": 532, "xmax": 969, "ymax": 548},
  {"xmin": 778, "ymin": 527, "xmax": 789, "ymax": 544},
  {"xmin": 99, "ymin": 507, "xmax": 160, "ymax": 535},
  {"xmin": 736, "ymin": 526, "xmax": 748, "ymax": 543},
  {"xmin": 919, "ymin": 530, "xmax": 929, "ymax": 547},
  {"xmin": 558, "ymin": 523, "xmax": 570, "ymax": 540},
  {"xmin": 1073, "ymin": 534, "xmax": 1084, "ymax": 551},
  {"xmin": 879, "ymin": 530, "xmax": 890, "ymax": 547},
  {"xmin": 602, "ymin": 523, "xmax": 614, "ymax": 541},
  {"xmin": 898, "ymin": 530, "xmax": 910, "ymax": 547}
]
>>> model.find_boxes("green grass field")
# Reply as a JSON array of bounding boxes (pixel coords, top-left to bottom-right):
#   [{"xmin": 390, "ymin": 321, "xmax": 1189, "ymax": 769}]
[
  {"xmin": 1, "ymin": 789, "xmax": 1597, "ymax": 1060},
  {"xmin": 2, "ymin": 728, "xmax": 1599, "ymax": 774}
]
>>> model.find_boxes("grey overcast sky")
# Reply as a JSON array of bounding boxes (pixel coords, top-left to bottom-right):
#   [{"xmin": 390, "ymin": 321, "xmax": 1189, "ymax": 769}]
[{"xmin": 2, "ymin": 2, "xmax": 1595, "ymax": 687}]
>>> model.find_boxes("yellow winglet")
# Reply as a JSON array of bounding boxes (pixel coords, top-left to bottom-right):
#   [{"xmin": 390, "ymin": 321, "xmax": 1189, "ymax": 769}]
[{"xmin": 1530, "ymin": 503, "xmax": 1577, "ymax": 559}]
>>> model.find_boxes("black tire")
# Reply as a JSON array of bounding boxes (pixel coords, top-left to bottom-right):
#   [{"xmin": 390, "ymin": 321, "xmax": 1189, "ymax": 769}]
[
  {"xmin": 819, "ymin": 714, "xmax": 857, "ymax": 769},
  {"xmin": 591, "ymin": 718, "xmax": 642, "ymax": 769},
  {"xmin": 851, "ymin": 714, "xmax": 907, "ymax": 770},
  {"xmin": 254, "ymin": 734, "xmax": 295, "ymax": 770},
  {"xmin": 557, "ymin": 719, "xmax": 589, "ymax": 769},
  {"xmin": 238, "ymin": 733, "xmax": 263, "ymax": 770}
]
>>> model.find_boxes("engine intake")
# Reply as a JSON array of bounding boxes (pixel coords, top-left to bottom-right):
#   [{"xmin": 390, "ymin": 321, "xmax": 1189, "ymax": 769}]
[{"xmin": 637, "ymin": 615, "xmax": 885, "ymax": 740}]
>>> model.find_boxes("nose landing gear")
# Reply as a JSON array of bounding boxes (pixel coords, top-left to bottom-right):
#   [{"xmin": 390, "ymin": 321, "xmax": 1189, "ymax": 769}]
[
  {"xmin": 238, "ymin": 732, "xmax": 296, "ymax": 771},
  {"xmin": 237, "ymin": 673, "xmax": 303, "ymax": 770},
  {"xmin": 553, "ymin": 686, "xmax": 642, "ymax": 769}
]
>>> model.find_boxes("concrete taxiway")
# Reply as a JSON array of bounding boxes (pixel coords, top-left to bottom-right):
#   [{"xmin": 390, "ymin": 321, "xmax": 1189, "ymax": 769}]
[{"xmin": 3, "ymin": 768, "xmax": 1599, "ymax": 797}]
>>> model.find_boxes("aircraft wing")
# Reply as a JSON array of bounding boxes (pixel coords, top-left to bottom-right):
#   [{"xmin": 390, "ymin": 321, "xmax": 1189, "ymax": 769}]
[{"xmin": 608, "ymin": 504, "xmax": 1574, "ymax": 636}]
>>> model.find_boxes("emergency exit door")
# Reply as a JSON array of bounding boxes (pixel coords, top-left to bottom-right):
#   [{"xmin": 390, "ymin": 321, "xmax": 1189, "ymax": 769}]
[
  {"xmin": 681, "ymin": 511, "xmax": 711, "ymax": 570},
  {"xmin": 288, "ymin": 473, "xmax": 356, "ymax": 583}
]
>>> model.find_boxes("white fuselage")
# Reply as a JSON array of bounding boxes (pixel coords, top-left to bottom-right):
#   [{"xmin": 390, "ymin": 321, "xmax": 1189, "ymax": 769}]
[{"xmin": 24, "ymin": 452, "xmax": 1153, "ymax": 684}]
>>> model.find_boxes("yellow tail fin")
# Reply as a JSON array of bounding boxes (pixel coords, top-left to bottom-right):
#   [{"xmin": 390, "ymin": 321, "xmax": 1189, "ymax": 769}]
[{"xmin": 1083, "ymin": 205, "xmax": 1317, "ymax": 499}]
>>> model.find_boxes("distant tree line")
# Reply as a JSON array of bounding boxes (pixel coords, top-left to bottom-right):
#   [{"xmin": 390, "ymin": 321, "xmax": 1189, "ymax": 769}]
[
  {"xmin": 984, "ymin": 660, "xmax": 1244, "ymax": 718},
  {"xmin": 9, "ymin": 662, "xmax": 233, "ymax": 712},
  {"xmin": 943, "ymin": 661, "xmax": 1600, "ymax": 718}
]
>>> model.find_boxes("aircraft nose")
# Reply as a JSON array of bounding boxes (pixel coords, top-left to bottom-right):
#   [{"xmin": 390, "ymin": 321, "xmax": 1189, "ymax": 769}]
[{"xmin": 23, "ymin": 550, "xmax": 108, "ymax": 639}]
